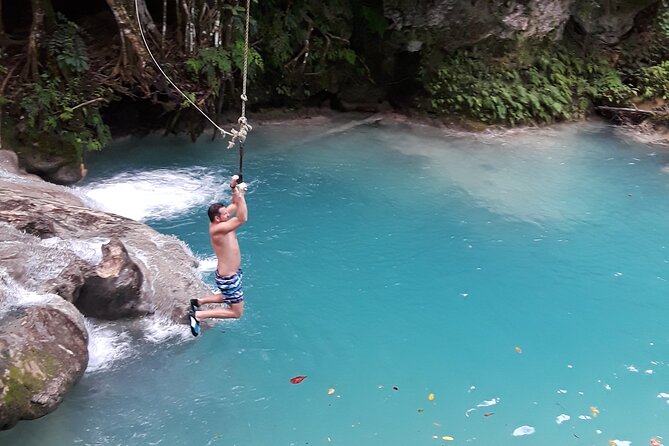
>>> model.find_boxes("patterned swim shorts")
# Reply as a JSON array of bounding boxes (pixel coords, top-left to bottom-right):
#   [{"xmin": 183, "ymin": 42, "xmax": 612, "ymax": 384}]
[{"xmin": 215, "ymin": 269, "xmax": 244, "ymax": 305}]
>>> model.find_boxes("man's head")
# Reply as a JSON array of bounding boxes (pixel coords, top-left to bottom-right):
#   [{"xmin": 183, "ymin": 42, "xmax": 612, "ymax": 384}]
[{"xmin": 208, "ymin": 203, "xmax": 230, "ymax": 222}]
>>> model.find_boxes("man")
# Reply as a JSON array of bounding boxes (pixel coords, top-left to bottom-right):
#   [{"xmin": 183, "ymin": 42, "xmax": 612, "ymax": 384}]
[{"xmin": 188, "ymin": 175, "xmax": 248, "ymax": 336}]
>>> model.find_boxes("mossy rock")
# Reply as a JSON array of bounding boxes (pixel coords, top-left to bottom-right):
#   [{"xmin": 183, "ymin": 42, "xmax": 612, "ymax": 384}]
[{"xmin": 0, "ymin": 299, "xmax": 88, "ymax": 431}]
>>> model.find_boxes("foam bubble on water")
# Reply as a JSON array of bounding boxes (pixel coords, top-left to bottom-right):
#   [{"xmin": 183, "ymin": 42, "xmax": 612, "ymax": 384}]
[
  {"xmin": 657, "ymin": 392, "xmax": 669, "ymax": 398},
  {"xmin": 477, "ymin": 398, "xmax": 499, "ymax": 407},
  {"xmin": 197, "ymin": 255, "xmax": 218, "ymax": 273},
  {"xmin": 512, "ymin": 426, "xmax": 535, "ymax": 436},
  {"xmin": 85, "ymin": 320, "xmax": 134, "ymax": 373},
  {"xmin": 556, "ymin": 414, "xmax": 570, "ymax": 424},
  {"xmin": 579, "ymin": 415, "xmax": 592, "ymax": 420},
  {"xmin": 557, "ymin": 389, "xmax": 568, "ymax": 394},
  {"xmin": 611, "ymin": 440, "xmax": 631, "ymax": 446},
  {"xmin": 77, "ymin": 167, "xmax": 224, "ymax": 221},
  {"xmin": 140, "ymin": 315, "xmax": 191, "ymax": 343},
  {"xmin": 646, "ymin": 370, "xmax": 654, "ymax": 375},
  {"xmin": 627, "ymin": 365, "xmax": 639, "ymax": 373}
]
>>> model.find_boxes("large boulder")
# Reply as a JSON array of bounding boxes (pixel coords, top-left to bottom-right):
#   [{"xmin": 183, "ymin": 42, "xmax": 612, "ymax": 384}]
[
  {"xmin": 382, "ymin": 0, "xmax": 660, "ymax": 49},
  {"xmin": 572, "ymin": 0, "xmax": 658, "ymax": 45},
  {"xmin": 0, "ymin": 293, "xmax": 88, "ymax": 430},
  {"xmin": 0, "ymin": 149, "xmax": 210, "ymax": 322}
]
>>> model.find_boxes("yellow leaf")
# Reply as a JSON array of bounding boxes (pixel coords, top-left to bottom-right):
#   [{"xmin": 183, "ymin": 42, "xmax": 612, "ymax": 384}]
[
  {"xmin": 428, "ymin": 393, "xmax": 435, "ymax": 401},
  {"xmin": 442, "ymin": 435, "xmax": 454, "ymax": 441},
  {"xmin": 328, "ymin": 388, "xmax": 335, "ymax": 395}
]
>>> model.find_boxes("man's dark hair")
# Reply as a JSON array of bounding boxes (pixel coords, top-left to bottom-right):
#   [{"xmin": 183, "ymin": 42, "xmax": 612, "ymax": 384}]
[{"xmin": 208, "ymin": 203, "xmax": 225, "ymax": 222}]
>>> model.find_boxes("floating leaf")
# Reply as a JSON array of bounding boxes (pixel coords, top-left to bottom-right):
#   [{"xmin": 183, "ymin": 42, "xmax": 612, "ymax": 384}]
[
  {"xmin": 328, "ymin": 388, "xmax": 335, "ymax": 395},
  {"xmin": 290, "ymin": 375, "xmax": 307, "ymax": 384},
  {"xmin": 442, "ymin": 436, "xmax": 454, "ymax": 441},
  {"xmin": 428, "ymin": 393, "xmax": 435, "ymax": 401},
  {"xmin": 515, "ymin": 346, "xmax": 522, "ymax": 353}
]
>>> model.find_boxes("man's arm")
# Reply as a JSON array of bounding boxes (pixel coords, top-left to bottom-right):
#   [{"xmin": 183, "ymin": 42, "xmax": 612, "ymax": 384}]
[
  {"xmin": 211, "ymin": 186, "xmax": 248, "ymax": 235},
  {"xmin": 226, "ymin": 175, "xmax": 240, "ymax": 214},
  {"xmin": 232, "ymin": 186, "xmax": 248, "ymax": 223}
]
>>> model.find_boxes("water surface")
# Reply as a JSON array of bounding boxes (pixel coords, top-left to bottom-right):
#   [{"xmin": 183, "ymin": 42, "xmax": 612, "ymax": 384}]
[{"xmin": 3, "ymin": 118, "xmax": 669, "ymax": 446}]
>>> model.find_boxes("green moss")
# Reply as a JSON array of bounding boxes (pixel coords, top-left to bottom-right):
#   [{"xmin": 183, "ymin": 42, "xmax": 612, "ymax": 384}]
[{"xmin": 3, "ymin": 365, "xmax": 44, "ymax": 408}]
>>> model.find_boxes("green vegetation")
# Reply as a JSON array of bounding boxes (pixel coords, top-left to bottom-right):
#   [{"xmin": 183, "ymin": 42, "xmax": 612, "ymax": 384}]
[
  {"xmin": 3, "ymin": 365, "xmax": 43, "ymax": 408},
  {"xmin": 11, "ymin": 11, "xmax": 109, "ymax": 162},
  {"xmin": 424, "ymin": 42, "xmax": 636, "ymax": 125}
]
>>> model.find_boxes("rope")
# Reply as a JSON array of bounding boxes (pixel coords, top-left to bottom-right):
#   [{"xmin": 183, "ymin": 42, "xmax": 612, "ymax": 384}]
[{"xmin": 133, "ymin": 0, "xmax": 253, "ymax": 142}]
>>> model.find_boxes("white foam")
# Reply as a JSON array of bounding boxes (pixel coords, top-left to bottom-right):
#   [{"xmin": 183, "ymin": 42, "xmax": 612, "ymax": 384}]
[
  {"xmin": 140, "ymin": 315, "xmax": 191, "ymax": 343},
  {"xmin": 579, "ymin": 415, "xmax": 592, "ymax": 420},
  {"xmin": 657, "ymin": 393, "xmax": 669, "ymax": 398},
  {"xmin": 40, "ymin": 237, "xmax": 107, "ymax": 265},
  {"xmin": 85, "ymin": 320, "xmax": 134, "ymax": 373},
  {"xmin": 557, "ymin": 389, "xmax": 568, "ymax": 394},
  {"xmin": 197, "ymin": 255, "xmax": 218, "ymax": 273},
  {"xmin": 611, "ymin": 441, "xmax": 631, "ymax": 446},
  {"xmin": 556, "ymin": 414, "xmax": 570, "ymax": 424},
  {"xmin": 477, "ymin": 398, "xmax": 499, "ymax": 407},
  {"xmin": 77, "ymin": 168, "xmax": 224, "ymax": 221},
  {"xmin": 512, "ymin": 426, "xmax": 535, "ymax": 436},
  {"xmin": 627, "ymin": 365, "xmax": 639, "ymax": 373}
]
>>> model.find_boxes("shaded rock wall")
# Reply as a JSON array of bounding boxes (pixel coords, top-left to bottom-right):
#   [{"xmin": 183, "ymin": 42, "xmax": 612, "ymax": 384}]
[{"xmin": 383, "ymin": 0, "xmax": 660, "ymax": 48}]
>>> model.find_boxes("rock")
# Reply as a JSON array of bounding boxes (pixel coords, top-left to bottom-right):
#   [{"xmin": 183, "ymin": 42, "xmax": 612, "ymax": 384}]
[
  {"xmin": 572, "ymin": 0, "xmax": 658, "ymax": 45},
  {"xmin": 0, "ymin": 150, "xmax": 210, "ymax": 323},
  {"xmin": 20, "ymin": 150, "xmax": 86, "ymax": 185},
  {"xmin": 383, "ymin": 0, "xmax": 573, "ymax": 48},
  {"xmin": 0, "ymin": 295, "xmax": 88, "ymax": 430},
  {"xmin": 76, "ymin": 238, "xmax": 151, "ymax": 319},
  {"xmin": 383, "ymin": 0, "xmax": 660, "ymax": 48}
]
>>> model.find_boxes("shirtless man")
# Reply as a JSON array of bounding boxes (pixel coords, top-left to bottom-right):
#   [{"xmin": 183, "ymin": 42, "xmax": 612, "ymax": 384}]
[{"xmin": 188, "ymin": 175, "xmax": 248, "ymax": 336}]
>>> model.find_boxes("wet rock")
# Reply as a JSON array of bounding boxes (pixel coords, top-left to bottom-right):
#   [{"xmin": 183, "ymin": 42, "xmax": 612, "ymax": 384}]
[
  {"xmin": 19, "ymin": 149, "xmax": 85, "ymax": 185},
  {"xmin": 76, "ymin": 238, "xmax": 151, "ymax": 319},
  {"xmin": 0, "ymin": 296, "xmax": 88, "ymax": 430},
  {"xmin": 0, "ymin": 150, "xmax": 209, "ymax": 323}
]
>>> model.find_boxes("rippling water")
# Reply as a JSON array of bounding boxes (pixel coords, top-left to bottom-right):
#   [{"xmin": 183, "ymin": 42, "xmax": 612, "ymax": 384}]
[{"xmin": 3, "ymin": 118, "xmax": 669, "ymax": 446}]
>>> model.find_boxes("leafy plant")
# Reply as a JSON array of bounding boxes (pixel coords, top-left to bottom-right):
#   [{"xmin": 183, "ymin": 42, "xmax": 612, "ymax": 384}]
[
  {"xmin": 20, "ymin": 75, "xmax": 109, "ymax": 156},
  {"xmin": 47, "ymin": 13, "xmax": 89, "ymax": 75},
  {"xmin": 425, "ymin": 42, "xmax": 636, "ymax": 125}
]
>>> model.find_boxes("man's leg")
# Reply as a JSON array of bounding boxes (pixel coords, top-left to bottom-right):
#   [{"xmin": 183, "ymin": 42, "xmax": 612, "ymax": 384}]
[
  {"xmin": 195, "ymin": 294, "xmax": 226, "ymax": 306},
  {"xmin": 196, "ymin": 301, "xmax": 244, "ymax": 320}
]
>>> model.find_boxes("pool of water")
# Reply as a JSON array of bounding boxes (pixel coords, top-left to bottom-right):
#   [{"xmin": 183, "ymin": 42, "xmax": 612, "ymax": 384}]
[{"xmin": 2, "ymin": 118, "xmax": 669, "ymax": 446}]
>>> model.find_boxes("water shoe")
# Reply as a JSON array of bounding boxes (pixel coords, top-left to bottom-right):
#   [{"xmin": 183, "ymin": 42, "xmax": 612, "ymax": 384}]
[{"xmin": 188, "ymin": 309, "xmax": 200, "ymax": 337}]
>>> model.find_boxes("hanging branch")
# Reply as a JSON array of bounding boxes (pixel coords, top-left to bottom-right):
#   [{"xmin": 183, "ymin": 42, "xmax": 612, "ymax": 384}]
[
  {"xmin": 161, "ymin": 0, "xmax": 167, "ymax": 56},
  {"xmin": 0, "ymin": 64, "xmax": 17, "ymax": 150}
]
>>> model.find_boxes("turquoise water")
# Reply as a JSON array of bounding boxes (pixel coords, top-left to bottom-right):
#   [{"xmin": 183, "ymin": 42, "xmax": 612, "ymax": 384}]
[{"xmin": 2, "ymin": 119, "xmax": 669, "ymax": 446}]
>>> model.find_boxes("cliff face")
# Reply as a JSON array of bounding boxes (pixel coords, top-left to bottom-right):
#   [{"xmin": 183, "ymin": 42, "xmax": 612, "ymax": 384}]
[
  {"xmin": 383, "ymin": 0, "xmax": 658, "ymax": 48},
  {"xmin": 0, "ymin": 0, "xmax": 666, "ymax": 178}
]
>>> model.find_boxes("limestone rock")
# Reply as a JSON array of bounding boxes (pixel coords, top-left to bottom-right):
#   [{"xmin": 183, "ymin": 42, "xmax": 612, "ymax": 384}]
[
  {"xmin": 76, "ymin": 238, "xmax": 150, "ymax": 319},
  {"xmin": 0, "ymin": 150, "xmax": 209, "ymax": 323},
  {"xmin": 0, "ymin": 295, "xmax": 88, "ymax": 430},
  {"xmin": 382, "ymin": 0, "xmax": 660, "ymax": 48},
  {"xmin": 572, "ymin": 0, "xmax": 658, "ymax": 45}
]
